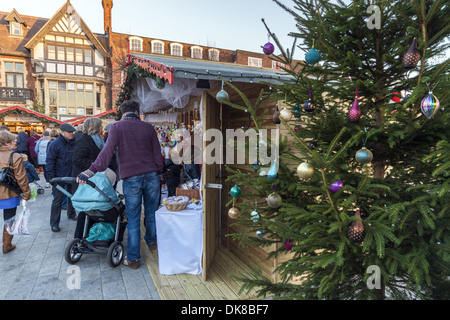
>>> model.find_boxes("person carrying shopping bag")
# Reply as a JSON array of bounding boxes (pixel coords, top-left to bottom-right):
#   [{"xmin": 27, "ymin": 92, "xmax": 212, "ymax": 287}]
[{"xmin": 0, "ymin": 131, "xmax": 31, "ymax": 254}]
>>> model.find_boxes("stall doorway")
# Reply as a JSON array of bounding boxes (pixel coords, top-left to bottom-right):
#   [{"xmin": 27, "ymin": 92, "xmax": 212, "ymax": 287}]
[{"xmin": 201, "ymin": 91, "xmax": 222, "ymax": 281}]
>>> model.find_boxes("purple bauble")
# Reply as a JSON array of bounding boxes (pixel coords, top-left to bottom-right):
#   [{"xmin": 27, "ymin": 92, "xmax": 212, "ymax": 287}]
[
  {"xmin": 330, "ymin": 180, "xmax": 344, "ymax": 193},
  {"xmin": 263, "ymin": 42, "xmax": 275, "ymax": 55},
  {"xmin": 348, "ymin": 97, "xmax": 361, "ymax": 122}
]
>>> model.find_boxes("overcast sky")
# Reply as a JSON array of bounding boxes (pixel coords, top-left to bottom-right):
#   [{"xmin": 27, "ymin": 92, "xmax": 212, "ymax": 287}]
[{"xmin": 2, "ymin": 0, "xmax": 304, "ymax": 59}]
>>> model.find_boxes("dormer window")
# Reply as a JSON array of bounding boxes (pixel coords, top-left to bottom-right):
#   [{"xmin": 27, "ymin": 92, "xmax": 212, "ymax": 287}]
[
  {"xmin": 191, "ymin": 46, "xmax": 203, "ymax": 59},
  {"xmin": 129, "ymin": 37, "xmax": 143, "ymax": 52},
  {"xmin": 151, "ymin": 40, "xmax": 165, "ymax": 54},
  {"xmin": 10, "ymin": 21, "xmax": 22, "ymax": 36},
  {"xmin": 208, "ymin": 49, "xmax": 220, "ymax": 61},
  {"xmin": 170, "ymin": 43, "xmax": 183, "ymax": 57},
  {"xmin": 5, "ymin": 9, "xmax": 26, "ymax": 36}
]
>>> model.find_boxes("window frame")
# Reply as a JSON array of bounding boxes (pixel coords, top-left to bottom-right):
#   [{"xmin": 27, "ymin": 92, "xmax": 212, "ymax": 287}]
[
  {"xmin": 191, "ymin": 46, "xmax": 203, "ymax": 59},
  {"xmin": 151, "ymin": 40, "xmax": 165, "ymax": 54},
  {"xmin": 170, "ymin": 43, "xmax": 183, "ymax": 57},
  {"xmin": 129, "ymin": 36, "xmax": 143, "ymax": 52}
]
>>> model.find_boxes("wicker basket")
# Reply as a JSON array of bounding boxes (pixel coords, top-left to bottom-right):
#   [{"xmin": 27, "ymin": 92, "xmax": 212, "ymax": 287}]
[
  {"xmin": 176, "ymin": 188, "xmax": 201, "ymax": 200},
  {"xmin": 162, "ymin": 198, "xmax": 188, "ymax": 212}
]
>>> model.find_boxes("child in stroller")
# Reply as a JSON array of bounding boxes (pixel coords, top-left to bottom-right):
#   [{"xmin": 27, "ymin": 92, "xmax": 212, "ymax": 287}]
[
  {"xmin": 19, "ymin": 154, "xmax": 45, "ymax": 194},
  {"xmin": 52, "ymin": 169, "xmax": 127, "ymax": 267}
]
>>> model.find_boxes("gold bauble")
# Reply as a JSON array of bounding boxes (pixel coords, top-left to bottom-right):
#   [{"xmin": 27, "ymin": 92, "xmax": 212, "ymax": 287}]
[
  {"xmin": 228, "ymin": 207, "xmax": 240, "ymax": 219},
  {"xmin": 297, "ymin": 162, "xmax": 314, "ymax": 180}
]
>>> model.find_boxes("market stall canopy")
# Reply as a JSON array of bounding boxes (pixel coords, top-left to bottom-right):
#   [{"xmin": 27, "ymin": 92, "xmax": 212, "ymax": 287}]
[
  {"xmin": 66, "ymin": 109, "xmax": 117, "ymax": 126},
  {"xmin": 127, "ymin": 54, "xmax": 294, "ymax": 114},
  {"xmin": 0, "ymin": 105, "xmax": 63, "ymax": 125}
]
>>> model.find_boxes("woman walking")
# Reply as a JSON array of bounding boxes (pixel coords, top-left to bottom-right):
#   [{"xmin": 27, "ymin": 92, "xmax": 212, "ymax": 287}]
[
  {"xmin": 34, "ymin": 130, "xmax": 52, "ymax": 188},
  {"xmin": 0, "ymin": 131, "xmax": 31, "ymax": 254}
]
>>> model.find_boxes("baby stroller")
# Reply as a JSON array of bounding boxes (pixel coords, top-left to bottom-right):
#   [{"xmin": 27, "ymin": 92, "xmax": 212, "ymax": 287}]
[{"xmin": 51, "ymin": 176, "xmax": 127, "ymax": 268}]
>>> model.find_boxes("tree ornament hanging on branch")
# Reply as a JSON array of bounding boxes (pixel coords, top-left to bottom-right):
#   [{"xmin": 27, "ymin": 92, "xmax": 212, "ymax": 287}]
[
  {"xmin": 330, "ymin": 180, "xmax": 344, "ymax": 193},
  {"xmin": 304, "ymin": 89, "xmax": 316, "ymax": 113},
  {"xmin": 216, "ymin": 80, "xmax": 229, "ymax": 102},
  {"xmin": 297, "ymin": 161, "xmax": 314, "ymax": 180},
  {"xmin": 348, "ymin": 87, "xmax": 361, "ymax": 123},
  {"xmin": 228, "ymin": 207, "xmax": 240, "ymax": 219},
  {"xmin": 421, "ymin": 83, "xmax": 441, "ymax": 119},
  {"xmin": 266, "ymin": 189, "xmax": 282, "ymax": 208},
  {"xmin": 262, "ymin": 34, "xmax": 275, "ymax": 55},
  {"xmin": 348, "ymin": 209, "xmax": 365, "ymax": 243},
  {"xmin": 272, "ymin": 106, "xmax": 281, "ymax": 124},
  {"xmin": 355, "ymin": 128, "xmax": 373, "ymax": 164},
  {"xmin": 402, "ymin": 37, "xmax": 420, "ymax": 69},
  {"xmin": 305, "ymin": 40, "xmax": 321, "ymax": 66},
  {"xmin": 229, "ymin": 185, "xmax": 242, "ymax": 198},
  {"xmin": 279, "ymin": 107, "xmax": 292, "ymax": 121}
]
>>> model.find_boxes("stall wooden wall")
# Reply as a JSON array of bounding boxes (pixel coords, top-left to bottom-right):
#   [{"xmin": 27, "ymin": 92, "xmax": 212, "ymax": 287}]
[{"xmin": 217, "ymin": 82, "xmax": 293, "ymax": 283}]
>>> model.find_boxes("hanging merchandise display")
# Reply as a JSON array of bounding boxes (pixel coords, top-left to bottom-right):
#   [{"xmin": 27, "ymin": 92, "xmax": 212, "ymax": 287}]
[
  {"xmin": 305, "ymin": 40, "xmax": 321, "ymax": 66},
  {"xmin": 304, "ymin": 90, "xmax": 316, "ymax": 113},
  {"xmin": 348, "ymin": 209, "xmax": 365, "ymax": 243},
  {"xmin": 296, "ymin": 161, "xmax": 314, "ymax": 180},
  {"xmin": 402, "ymin": 37, "xmax": 420, "ymax": 69},
  {"xmin": 421, "ymin": 91, "xmax": 441, "ymax": 119},
  {"xmin": 348, "ymin": 87, "xmax": 361, "ymax": 123}
]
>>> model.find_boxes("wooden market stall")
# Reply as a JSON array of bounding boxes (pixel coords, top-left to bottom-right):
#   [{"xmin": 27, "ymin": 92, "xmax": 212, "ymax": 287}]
[
  {"xmin": 0, "ymin": 105, "xmax": 63, "ymax": 133},
  {"xmin": 123, "ymin": 53, "xmax": 294, "ymax": 299}
]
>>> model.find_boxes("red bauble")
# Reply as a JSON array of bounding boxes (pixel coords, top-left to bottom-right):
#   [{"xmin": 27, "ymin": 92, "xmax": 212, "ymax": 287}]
[{"xmin": 391, "ymin": 92, "xmax": 401, "ymax": 103}]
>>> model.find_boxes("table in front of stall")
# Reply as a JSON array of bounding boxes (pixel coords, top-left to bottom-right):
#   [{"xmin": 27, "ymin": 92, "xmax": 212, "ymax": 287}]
[{"xmin": 155, "ymin": 204, "xmax": 203, "ymax": 275}]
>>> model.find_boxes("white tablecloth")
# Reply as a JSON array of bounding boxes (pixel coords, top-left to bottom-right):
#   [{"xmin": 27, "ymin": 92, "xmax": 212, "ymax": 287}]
[{"xmin": 155, "ymin": 205, "xmax": 203, "ymax": 275}]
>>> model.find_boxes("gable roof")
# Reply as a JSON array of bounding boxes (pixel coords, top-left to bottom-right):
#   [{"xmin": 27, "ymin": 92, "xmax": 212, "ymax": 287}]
[
  {"xmin": 4, "ymin": 9, "xmax": 27, "ymax": 26},
  {"xmin": 0, "ymin": 11, "xmax": 48, "ymax": 57},
  {"xmin": 0, "ymin": 106, "xmax": 63, "ymax": 125},
  {"xmin": 24, "ymin": 1, "xmax": 109, "ymax": 57}
]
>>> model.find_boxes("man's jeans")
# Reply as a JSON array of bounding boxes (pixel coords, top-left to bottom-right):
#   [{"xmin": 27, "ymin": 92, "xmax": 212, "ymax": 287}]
[{"xmin": 123, "ymin": 171, "xmax": 161, "ymax": 261}]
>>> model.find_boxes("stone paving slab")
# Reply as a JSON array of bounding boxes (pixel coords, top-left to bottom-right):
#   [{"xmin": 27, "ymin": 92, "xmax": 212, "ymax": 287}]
[{"xmin": 0, "ymin": 176, "xmax": 160, "ymax": 300}]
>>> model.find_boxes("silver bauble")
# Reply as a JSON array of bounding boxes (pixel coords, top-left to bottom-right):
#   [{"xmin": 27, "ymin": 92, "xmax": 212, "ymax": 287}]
[
  {"xmin": 266, "ymin": 192, "xmax": 282, "ymax": 208},
  {"xmin": 279, "ymin": 108, "xmax": 292, "ymax": 121}
]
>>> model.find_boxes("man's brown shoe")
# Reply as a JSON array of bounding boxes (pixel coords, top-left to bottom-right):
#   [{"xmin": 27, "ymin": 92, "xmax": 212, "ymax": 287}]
[{"xmin": 122, "ymin": 258, "xmax": 140, "ymax": 269}]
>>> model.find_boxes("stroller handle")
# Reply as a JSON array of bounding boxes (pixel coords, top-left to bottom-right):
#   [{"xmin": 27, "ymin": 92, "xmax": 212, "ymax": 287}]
[{"xmin": 50, "ymin": 177, "xmax": 96, "ymax": 189}]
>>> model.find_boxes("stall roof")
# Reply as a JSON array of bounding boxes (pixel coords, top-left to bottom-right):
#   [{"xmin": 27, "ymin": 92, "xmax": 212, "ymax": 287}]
[
  {"xmin": 131, "ymin": 54, "xmax": 294, "ymax": 85},
  {"xmin": 66, "ymin": 109, "xmax": 117, "ymax": 126},
  {"xmin": 0, "ymin": 106, "xmax": 63, "ymax": 125}
]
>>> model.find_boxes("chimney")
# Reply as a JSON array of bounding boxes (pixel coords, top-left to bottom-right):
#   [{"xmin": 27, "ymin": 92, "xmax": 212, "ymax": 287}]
[{"xmin": 102, "ymin": 0, "xmax": 113, "ymax": 35}]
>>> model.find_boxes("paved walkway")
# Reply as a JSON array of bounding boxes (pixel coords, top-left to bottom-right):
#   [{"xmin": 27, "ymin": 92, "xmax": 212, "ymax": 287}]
[{"xmin": 0, "ymin": 176, "xmax": 160, "ymax": 300}]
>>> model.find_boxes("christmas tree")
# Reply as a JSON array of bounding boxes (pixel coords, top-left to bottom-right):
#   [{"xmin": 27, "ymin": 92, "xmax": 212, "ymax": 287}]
[{"xmin": 223, "ymin": 0, "xmax": 449, "ymax": 300}]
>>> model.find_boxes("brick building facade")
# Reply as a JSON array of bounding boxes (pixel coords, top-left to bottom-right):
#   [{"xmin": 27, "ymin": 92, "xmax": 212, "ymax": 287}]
[{"xmin": 0, "ymin": 0, "xmax": 285, "ymax": 121}]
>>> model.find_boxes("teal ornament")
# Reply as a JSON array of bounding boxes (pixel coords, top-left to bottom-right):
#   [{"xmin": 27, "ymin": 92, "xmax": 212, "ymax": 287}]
[
  {"xmin": 294, "ymin": 105, "xmax": 302, "ymax": 118},
  {"xmin": 230, "ymin": 185, "xmax": 242, "ymax": 198},
  {"xmin": 267, "ymin": 160, "xmax": 278, "ymax": 179},
  {"xmin": 250, "ymin": 210, "xmax": 260, "ymax": 223},
  {"xmin": 305, "ymin": 47, "xmax": 321, "ymax": 66},
  {"xmin": 216, "ymin": 89, "xmax": 229, "ymax": 102},
  {"xmin": 355, "ymin": 147, "xmax": 373, "ymax": 164},
  {"xmin": 421, "ymin": 92, "xmax": 440, "ymax": 119}
]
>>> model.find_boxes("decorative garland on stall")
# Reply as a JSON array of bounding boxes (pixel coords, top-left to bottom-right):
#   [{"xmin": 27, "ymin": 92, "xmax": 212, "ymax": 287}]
[{"xmin": 114, "ymin": 58, "xmax": 171, "ymax": 120}]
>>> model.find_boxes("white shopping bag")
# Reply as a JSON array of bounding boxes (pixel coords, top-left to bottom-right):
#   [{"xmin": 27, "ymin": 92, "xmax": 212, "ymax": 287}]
[{"xmin": 6, "ymin": 200, "xmax": 30, "ymax": 235}]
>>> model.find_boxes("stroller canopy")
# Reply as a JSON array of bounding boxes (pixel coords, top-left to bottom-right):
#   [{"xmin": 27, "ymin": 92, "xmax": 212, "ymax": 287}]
[{"xmin": 71, "ymin": 173, "xmax": 120, "ymax": 213}]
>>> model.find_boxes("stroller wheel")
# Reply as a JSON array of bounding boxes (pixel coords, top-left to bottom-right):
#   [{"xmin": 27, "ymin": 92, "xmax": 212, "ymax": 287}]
[
  {"xmin": 107, "ymin": 241, "xmax": 124, "ymax": 268},
  {"xmin": 37, "ymin": 188, "xmax": 45, "ymax": 194},
  {"xmin": 65, "ymin": 239, "xmax": 84, "ymax": 264}
]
